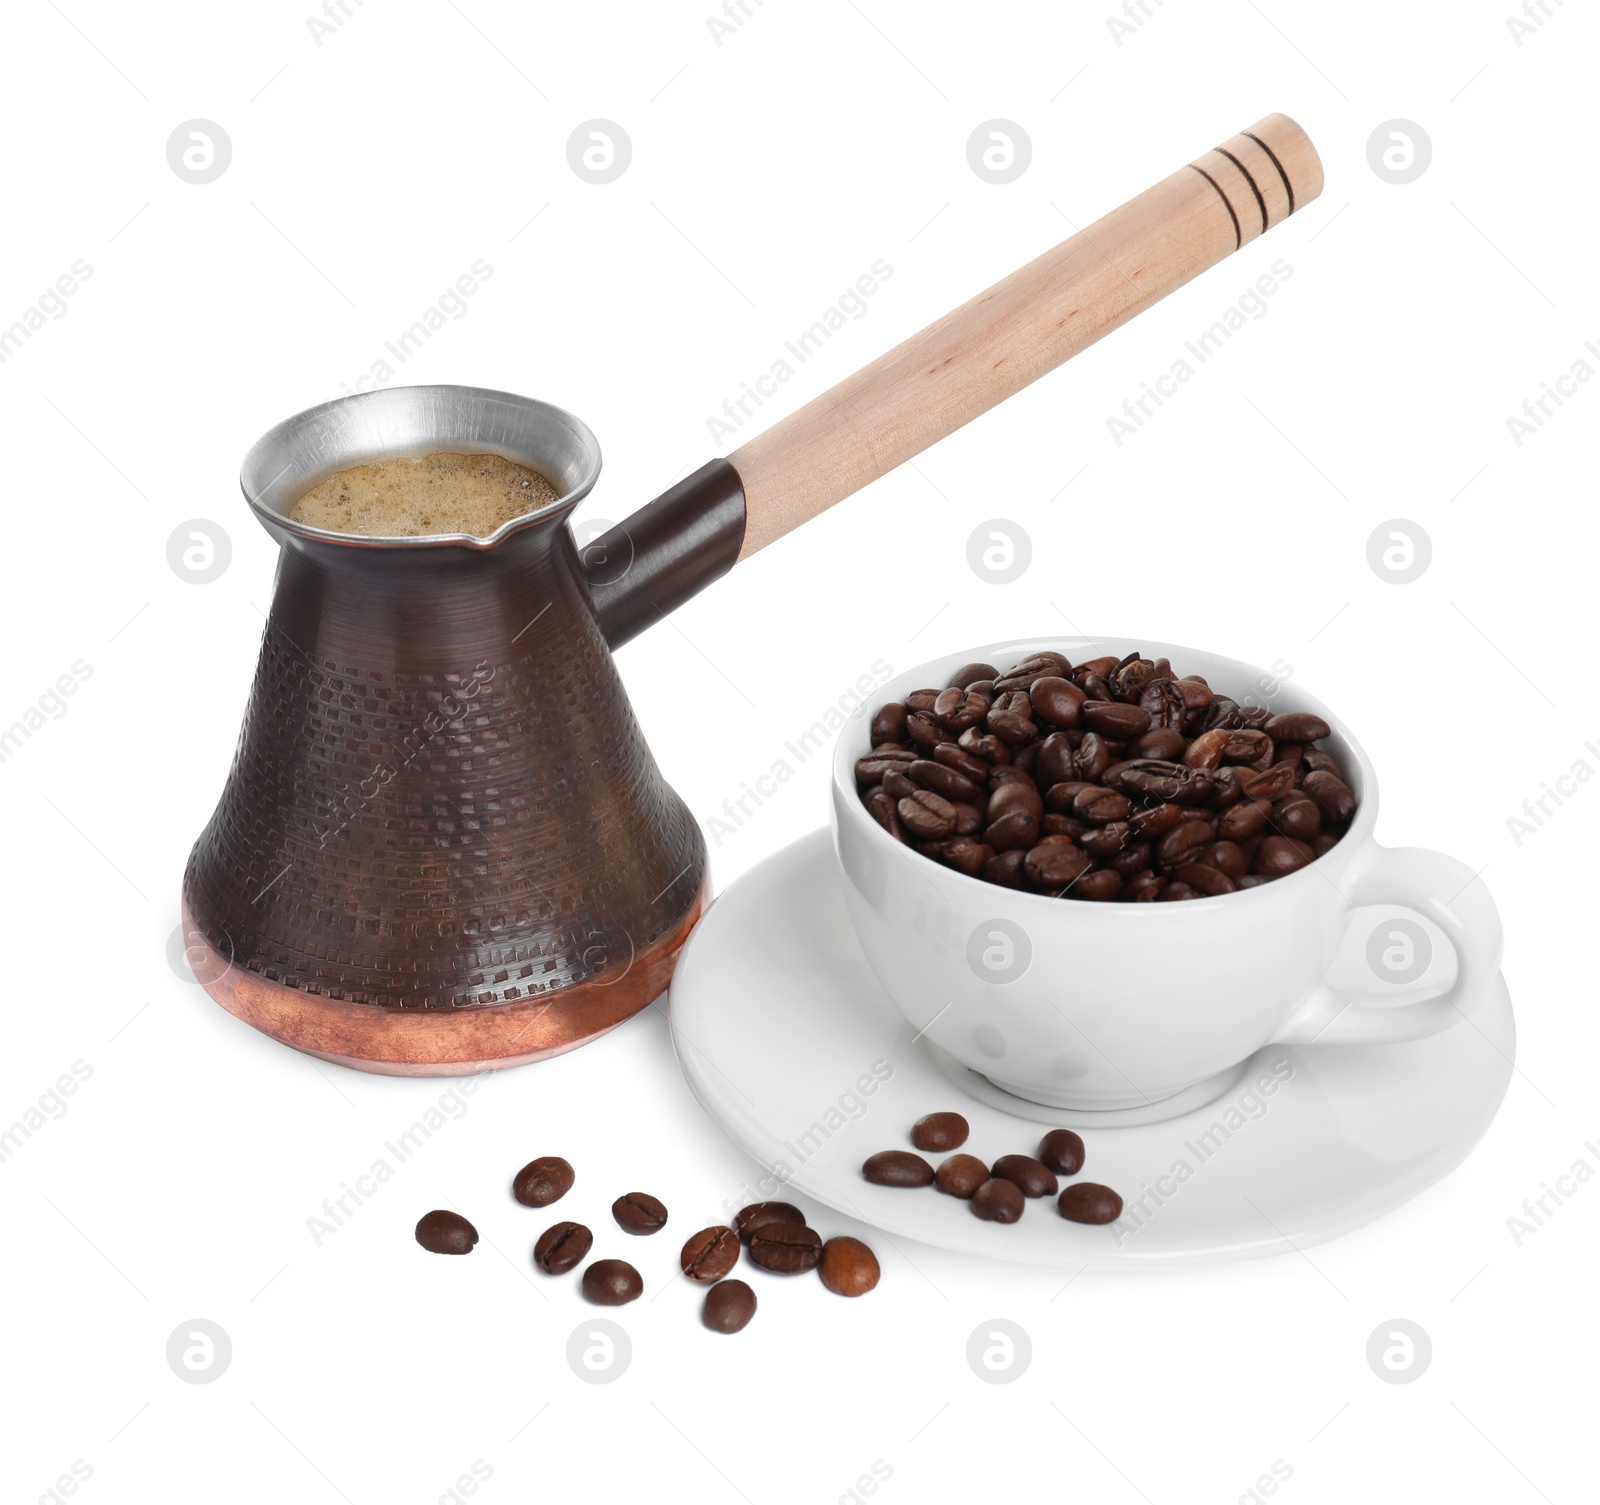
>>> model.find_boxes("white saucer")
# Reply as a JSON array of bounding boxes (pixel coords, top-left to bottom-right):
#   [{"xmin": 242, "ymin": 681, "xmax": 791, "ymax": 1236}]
[{"xmin": 668, "ymin": 829, "xmax": 1515, "ymax": 1267}]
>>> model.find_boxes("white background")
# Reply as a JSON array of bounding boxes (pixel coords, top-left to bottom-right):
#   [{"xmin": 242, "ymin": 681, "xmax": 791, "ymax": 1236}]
[{"xmin": 2, "ymin": 1, "xmax": 1597, "ymax": 1501}]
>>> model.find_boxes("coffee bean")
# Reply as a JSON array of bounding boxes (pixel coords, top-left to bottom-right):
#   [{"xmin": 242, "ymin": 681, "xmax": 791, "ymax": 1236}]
[
  {"xmin": 680, "ymin": 1226, "xmax": 741, "ymax": 1282},
  {"xmin": 860, "ymin": 652, "xmax": 1356, "ymax": 901},
  {"xmin": 1265, "ymin": 711, "xmax": 1331, "ymax": 743},
  {"xmin": 970, "ymin": 1178, "xmax": 1025, "ymax": 1223},
  {"xmin": 1058, "ymin": 1183, "xmax": 1123, "ymax": 1224},
  {"xmin": 991, "ymin": 1155, "xmax": 1059, "ymax": 1197},
  {"xmin": 1037, "ymin": 1129, "xmax": 1085, "ymax": 1176},
  {"xmin": 612, "ymin": 1192, "xmax": 668, "ymax": 1236},
  {"xmin": 581, "ymin": 1258, "xmax": 643, "ymax": 1305},
  {"xmin": 415, "ymin": 1209, "xmax": 477, "ymax": 1255},
  {"xmin": 532, "ymin": 1220, "xmax": 592, "ymax": 1274},
  {"xmin": 513, "ymin": 1156, "xmax": 574, "ymax": 1208},
  {"xmin": 911, "ymin": 1112, "xmax": 969, "ymax": 1152},
  {"xmin": 748, "ymin": 1222, "xmax": 822, "ymax": 1273},
  {"xmin": 819, "ymin": 1236, "xmax": 880, "ymax": 1297},
  {"xmin": 734, "ymin": 1202, "xmax": 805, "ymax": 1242},
  {"xmin": 703, "ymin": 1278, "xmax": 757, "ymax": 1333},
  {"xmin": 935, "ymin": 1153, "xmax": 991, "ymax": 1198},
  {"xmin": 863, "ymin": 1150, "xmax": 935, "ymax": 1187}
]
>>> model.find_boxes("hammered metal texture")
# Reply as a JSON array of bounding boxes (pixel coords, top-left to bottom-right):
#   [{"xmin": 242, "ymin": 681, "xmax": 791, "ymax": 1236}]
[{"xmin": 184, "ymin": 521, "xmax": 706, "ymax": 1011}]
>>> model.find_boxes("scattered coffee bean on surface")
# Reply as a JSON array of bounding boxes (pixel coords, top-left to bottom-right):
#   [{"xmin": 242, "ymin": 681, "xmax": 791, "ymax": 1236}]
[
  {"xmin": 1059, "ymin": 1183, "xmax": 1124, "ymax": 1225},
  {"xmin": 862, "ymin": 1150, "xmax": 935, "ymax": 1187},
  {"xmin": 532, "ymin": 1220, "xmax": 592, "ymax": 1274},
  {"xmin": 748, "ymin": 1223, "xmax": 823, "ymax": 1273},
  {"xmin": 910, "ymin": 1111, "xmax": 970, "ymax": 1153},
  {"xmin": 990, "ymin": 1154, "xmax": 1059, "ymax": 1198},
  {"xmin": 415, "ymin": 1209, "xmax": 478, "ymax": 1255},
  {"xmin": 512, "ymin": 1156, "xmax": 574, "ymax": 1208},
  {"xmin": 970, "ymin": 1178, "xmax": 1026, "ymax": 1224},
  {"xmin": 935, "ymin": 1153, "xmax": 990, "ymax": 1199},
  {"xmin": 680, "ymin": 1226, "xmax": 741, "ymax": 1283},
  {"xmin": 1037, "ymin": 1129, "xmax": 1086, "ymax": 1176},
  {"xmin": 819, "ymin": 1237, "xmax": 881, "ymax": 1297},
  {"xmin": 858, "ymin": 650, "xmax": 1357, "ymax": 899},
  {"xmin": 612, "ymin": 1191, "xmax": 669, "ymax": 1235},
  {"xmin": 734, "ymin": 1201, "xmax": 806, "ymax": 1242},
  {"xmin": 703, "ymin": 1279, "xmax": 757, "ymax": 1334},
  {"xmin": 581, "ymin": 1258, "xmax": 643, "ymax": 1305}
]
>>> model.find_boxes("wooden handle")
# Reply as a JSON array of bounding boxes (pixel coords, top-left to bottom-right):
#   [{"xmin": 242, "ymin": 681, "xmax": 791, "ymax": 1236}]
[{"xmin": 729, "ymin": 113, "xmax": 1322, "ymax": 558}]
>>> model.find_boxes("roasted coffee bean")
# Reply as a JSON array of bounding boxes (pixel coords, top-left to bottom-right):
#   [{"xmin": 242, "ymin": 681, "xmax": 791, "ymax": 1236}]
[
  {"xmin": 870, "ymin": 703, "xmax": 907, "ymax": 746},
  {"xmin": 819, "ymin": 1236, "xmax": 880, "ymax": 1297},
  {"xmin": 859, "ymin": 651, "xmax": 1355, "ymax": 900},
  {"xmin": 933, "ymin": 742, "xmax": 991, "ymax": 783},
  {"xmin": 532, "ymin": 1220, "xmax": 593, "ymax": 1274},
  {"xmin": 1124, "ymin": 871, "xmax": 1166, "ymax": 901},
  {"xmin": 982, "ymin": 849, "xmax": 1028, "ymax": 888},
  {"xmin": 703, "ymin": 1278, "xmax": 757, "ymax": 1333},
  {"xmin": 1174, "ymin": 862, "xmax": 1236, "ymax": 896},
  {"xmin": 898, "ymin": 789, "xmax": 957, "ymax": 839},
  {"xmin": 680, "ymin": 1226, "xmax": 741, "ymax": 1282},
  {"xmin": 1038, "ymin": 1128, "xmax": 1085, "ymax": 1176},
  {"xmin": 863, "ymin": 1150, "xmax": 935, "ymax": 1187},
  {"xmin": 970, "ymin": 1178, "xmax": 1026, "ymax": 1223},
  {"xmin": 415, "ymin": 1210, "xmax": 478, "ymax": 1255},
  {"xmin": 935, "ymin": 1153, "xmax": 991, "ymax": 1198},
  {"xmin": 748, "ymin": 1222, "xmax": 823, "ymax": 1273},
  {"xmin": 991, "ymin": 1155, "xmax": 1059, "ymax": 1197},
  {"xmin": 1302, "ymin": 769, "xmax": 1357, "ymax": 823},
  {"xmin": 909, "ymin": 759, "xmax": 981, "ymax": 803},
  {"xmin": 911, "ymin": 1112, "xmax": 970, "ymax": 1152},
  {"xmin": 1265, "ymin": 711, "xmax": 1331, "ymax": 743},
  {"xmin": 581, "ymin": 1259, "xmax": 643, "ymax": 1305},
  {"xmin": 1025, "ymin": 841, "xmax": 1091, "ymax": 891},
  {"xmin": 1206, "ymin": 840, "xmax": 1248, "ymax": 878},
  {"xmin": 1272, "ymin": 791, "xmax": 1321, "ymax": 840},
  {"xmin": 513, "ymin": 1156, "xmax": 574, "ymax": 1208},
  {"xmin": 612, "ymin": 1192, "xmax": 669, "ymax": 1236},
  {"xmin": 1029, "ymin": 676, "xmax": 1086, "ymax": 728},
  {"xmin": 1255, "ymin": 835, "xmax": 1316, "ymax": 876},
  {"xmin": 1076, "ymin": 869, "xmax": 1122, "ymax": 900},
  {"xmin": 1081, "ymin": 701, "xmax": 1152, "ymax": 738},
  {"xmin": 734, "ymin": 1201, "xmax": 805, "ymax": 1242},
  {"xmin": 1058, "ymin": 1183, "xmax": 1123, "ymax": 1225},
  {"xmin": 986, "ymin": 810, "xmax": 1040, "ymax": 852}
]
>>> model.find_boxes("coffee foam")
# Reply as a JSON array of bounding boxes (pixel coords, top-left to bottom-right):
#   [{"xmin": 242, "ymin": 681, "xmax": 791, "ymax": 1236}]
[{"xmin": 288, "ymin": 451, "xmax": 560, "ymax": 538}]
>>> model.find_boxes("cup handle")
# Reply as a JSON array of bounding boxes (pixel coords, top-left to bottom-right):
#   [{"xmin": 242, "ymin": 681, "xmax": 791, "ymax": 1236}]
[{"xmin": 1272, "ymin": 845, "xmax": 1502, "ymax": 1046}]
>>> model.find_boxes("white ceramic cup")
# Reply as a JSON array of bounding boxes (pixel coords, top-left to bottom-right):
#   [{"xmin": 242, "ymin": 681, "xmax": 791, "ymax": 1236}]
[{"xmin": 830, "ymin": 638, "xmax": 1503, "ymax": 1112}]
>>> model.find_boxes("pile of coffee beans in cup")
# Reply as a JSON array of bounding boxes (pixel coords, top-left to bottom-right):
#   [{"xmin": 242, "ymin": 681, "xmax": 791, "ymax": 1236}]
[
  {"xmin": 863, "ymin": 1113, "xmax": 1123, "ymax": 1227},
  {"xmin": 414, "ymin": 1154, "xmax": 880, "ymax": 1336},
  {"xmin": 856, "ymin": 649, "xmax": 1357, "ymax": 900}
]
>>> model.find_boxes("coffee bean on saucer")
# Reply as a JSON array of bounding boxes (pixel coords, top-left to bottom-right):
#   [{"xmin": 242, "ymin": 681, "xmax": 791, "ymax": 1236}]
[
  {"xmin": 512, "ymin": 1156, "xmax": 574, "ymax": 1208},
  {"xmin": 734, "ymin": 1201, "xmax": 805, "ymax": 1242},
  {"xmin": 581, "ymin": 1258, "xmax": 643, "ymax": 1305},
  {"xmin": 747, "ymin": 1223, "xmax": 822, "ymax": 1274},
  {"xmin": 910, "ymin": 1112, "xmax": 969, "ymax": 1153},
  {"xmin": 612, "ymin": 1192, "xmax": 669, "ymax": 1235},
  {"xmin": 1037, "ymin": 1129, "xmax": 1086, "ymax": 1176},
  {"xmin": 680, "ymin": 1226, "xmax": 741, "ymax": 1283},
  {"xmin": 819, "ymin": 1237, "xmax": 880, "ymax": 1297},
  {"xmin": 703, "ymin": 1279, "xmax": 758, "ymax": 1334},
  {"xmin": 532, "ymin": 1220, "xmax": 592, "ymax": 1274},
  {"xmin": 991, "ymin": 1154, "xmax": 1059, "ymax": 1198},
  {"xmin": 935, "ymin": 1154, "xmax": 990, "ymax": 1199},
  {"xmin": 1058, "ymin": 1183, "xmax": 1124, "ymax": 1225},
  {"xmin": 863, "ymin": 1150, "xmax": 935, "ymax": 1187},
  {"xmin": 415, "ymin": 1210, "xmax": 478, "ymax": 1255},
  {"xmin": 970, "ymin": 1178, "xmax": 1025, "ymax": 1223}
]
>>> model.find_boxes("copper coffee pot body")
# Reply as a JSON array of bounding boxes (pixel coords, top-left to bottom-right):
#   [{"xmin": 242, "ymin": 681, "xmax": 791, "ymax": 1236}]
[{"xmin": 182, "ymin": 387, "xmax": 732, "ymax": 1074}]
